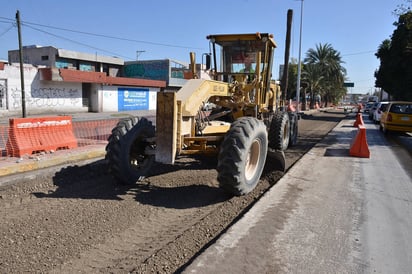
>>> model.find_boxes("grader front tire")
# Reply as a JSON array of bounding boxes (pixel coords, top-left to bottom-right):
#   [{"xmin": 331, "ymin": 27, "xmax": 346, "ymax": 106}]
[
  {"xmin": 217, "ymin": 117, "xmax": 268, "ymax": 196},
  {"xmin": 105, "ymin": 117, "xmax": 155, "ymax": 185}
]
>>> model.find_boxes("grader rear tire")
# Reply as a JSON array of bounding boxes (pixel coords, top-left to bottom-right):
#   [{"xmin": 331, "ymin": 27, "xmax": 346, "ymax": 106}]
[
  {"xmin": 217, "ymin": 117, "xmax": 268, "ymax": 196},
  {"xmin": 268, "ymin": 111, "xmax": 290, "ymax": 151},
  {"xmin": 288, "ymin": 112, "xmax": 298, "ymax": 147},
  {"xmin": 105, "ymin": 117, "xmax": 155, "ymax": 185}
]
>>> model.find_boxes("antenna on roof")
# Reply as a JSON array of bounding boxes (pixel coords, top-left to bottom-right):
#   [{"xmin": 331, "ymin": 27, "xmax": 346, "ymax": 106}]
[{"xmin": 136, "ymin": 50, "xmax": 146, "ymax": 60}]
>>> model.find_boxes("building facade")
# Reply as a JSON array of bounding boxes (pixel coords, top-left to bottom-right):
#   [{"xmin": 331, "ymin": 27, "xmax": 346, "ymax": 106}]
[
  {"xmin": 124, "ymin": 59, "xmax": 189, "ymax": 89},
  {"xmin": 2, "ymin": 46, "xmax": 175, "ymax": 117},
  {"xmin": 8, "ymin": 46, "xmax": 123, "ymax": 76}
]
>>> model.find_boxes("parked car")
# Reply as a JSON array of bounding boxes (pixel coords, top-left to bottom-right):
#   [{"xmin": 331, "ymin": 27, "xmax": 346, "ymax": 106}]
[
  {"xmin": 368, "ymin": 102, "xmax": 380, "ymax": 120},
  {"xmin": 380, "ymin": 101, "xmax": 412, "ymax": 133},
  {"xmin": 373, "ymin": 101, "xmax": 389, "ymax": 124}
]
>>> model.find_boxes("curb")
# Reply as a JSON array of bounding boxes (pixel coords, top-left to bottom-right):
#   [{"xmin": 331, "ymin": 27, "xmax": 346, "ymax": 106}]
[{"xmin": 0, "ymin": 145, "xmax": 106, "ymax": 177}]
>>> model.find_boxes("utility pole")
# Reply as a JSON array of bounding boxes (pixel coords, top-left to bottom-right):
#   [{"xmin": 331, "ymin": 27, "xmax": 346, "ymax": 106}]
[
  {"xmin": 281, "ymin": 9, "xmax": 293, "ymax": 107},
  {"xmin": 296, "ymin": 0, "xmax": 304, "ymax": 113},
  {"xmin": 16, "ymin": 10, "xmax": 26, "ymax": 118}
]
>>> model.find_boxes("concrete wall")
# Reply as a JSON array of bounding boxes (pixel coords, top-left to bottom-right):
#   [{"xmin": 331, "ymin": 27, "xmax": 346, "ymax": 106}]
[
  {"xmin": 124, "ymin": 59, "xmax": 189, "ymax": 87},
  {"xmin": 0, "ymin": 63, "xmax": 87, "ymax": 117},
  {"xmin": 102, "ymin": 85, "xmax": 157, "ymax": 112},
  {"xmin": 0, "ymin": 63, "xmax": 161, "ymax": 117},
  {"xmin": 90, "ymin": 83, "xmax": 102, "ymax": 112},
  {"xmin": 29, "ymin": 81, "xmax": 85, "ymax": 114},
  {"xmin": 8, "ymin": 46, "xmax": 57, "ymax": 67}
]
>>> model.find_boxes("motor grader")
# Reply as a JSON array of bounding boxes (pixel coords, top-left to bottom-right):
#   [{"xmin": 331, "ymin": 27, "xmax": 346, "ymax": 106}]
[{"xmin": 105, "ymin": 32, "xmax": 298, "ymax": 196}]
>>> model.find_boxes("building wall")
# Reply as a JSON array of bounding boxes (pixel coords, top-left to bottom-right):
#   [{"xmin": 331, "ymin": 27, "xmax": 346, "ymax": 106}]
[
  {"xmin": 9, "ymin": 46, "xmax": 123, "ymax": 76},
  {"xmin": 89, "ymin": 83, "xmax": 102, "ymax": 112},
  {"xmin": 8, "ymin": 46, "xmax": 57, "ymax": 67},
  {"xmin": 124, "ymin": 59, "xmax": 189, "ymax": 87},
  {"xmin": 30, "ymin": 80, "xmax": 85, "ymax": 114},
  {"xmin": 2, "ymin": 46, "xmax": 173, "ymax": 117},
  {"xmin": 0, "ymin": 63, "xmax": 87, "ymax": 117},
  {"xmin": 102, "ymin": 85, "xmax": 157, "ymax": 112},
  {"xmin": 124, "ymin": 60, "xmax": 170, "ymax": 81},
  {"xmin": 1, "ymin": 63, "xmax": 161, "ymax": 117}
]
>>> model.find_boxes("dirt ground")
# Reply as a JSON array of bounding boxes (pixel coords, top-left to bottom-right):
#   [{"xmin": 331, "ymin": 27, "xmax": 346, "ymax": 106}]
[{"xmin": 0, "ymin": 109, "xmax": 347, "ymax": 274}]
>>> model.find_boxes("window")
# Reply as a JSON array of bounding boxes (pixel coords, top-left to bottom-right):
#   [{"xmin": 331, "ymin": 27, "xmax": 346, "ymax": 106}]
[{"xmin": 41, "ymin": 55, "xmax": 49, "ymax": 61}]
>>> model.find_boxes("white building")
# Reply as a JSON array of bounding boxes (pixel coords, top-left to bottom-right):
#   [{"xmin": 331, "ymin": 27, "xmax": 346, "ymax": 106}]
[{"xmin": 1, "ymin": 46, "xmax": 170, "ymax": 117}]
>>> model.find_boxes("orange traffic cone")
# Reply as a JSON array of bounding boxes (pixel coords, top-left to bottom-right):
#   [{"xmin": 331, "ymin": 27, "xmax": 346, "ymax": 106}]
[
  {"xmin": 287, "ymin": 99, "xmax": 296, "ymax": 112},
  {"xmin": 349, "ymin": 125, "xmax": 370, "ymax": 158},
  {"xmin": 353, "ymin": 113, "xmax": 364, "ymax": 127}
]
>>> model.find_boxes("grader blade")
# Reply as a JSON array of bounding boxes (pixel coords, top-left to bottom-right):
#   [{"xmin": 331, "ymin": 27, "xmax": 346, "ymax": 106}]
[{"xmin": 267, "ymin": 149, "xmax": 286, "ymax": 172}]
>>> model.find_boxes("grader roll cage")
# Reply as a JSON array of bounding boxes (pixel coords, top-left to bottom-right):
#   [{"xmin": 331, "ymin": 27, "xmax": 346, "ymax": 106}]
[{"xmin": 105, "ymin": 32, "xmax": 298, "ymax": 196}]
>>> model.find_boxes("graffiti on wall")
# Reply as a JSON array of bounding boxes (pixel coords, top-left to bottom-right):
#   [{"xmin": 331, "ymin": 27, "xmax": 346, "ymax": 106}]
[
  {"xmin": 0, "ymin": 79, "xmax": 6, "ymax": 110},
  {"xmin": 56, "ymin": 60, "xmax": 71, "ymax": 68},
  {"xmin": 124, "ymin": 61, "xmax": 169, "ymax": 81},
  {"xmin": 11, "ymin": 87, "xmax": 81, "ymax": 109}
]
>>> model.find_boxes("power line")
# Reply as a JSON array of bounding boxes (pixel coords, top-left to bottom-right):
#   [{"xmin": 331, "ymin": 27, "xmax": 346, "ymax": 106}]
[
  {"xmin": 0, "ymin": 17, "xmax": 14, "ymax": 23},
  {"xmin": 0, "ymin": 16, "xmax": 203, "ymax": 50},
  {"xmin": 0, "ymin": 24, "xmax": 14, "ymax": 38},
  {"xmin": 342, "ymin": 50, "xmax": 376, "ymax": 56},
  {"xmin": 26, "ymin": 20, "xmax": 203, "ymax": 50},
  {"xmin": 23, "ymin": 24, "xmax": 135, "ymax": 60}
]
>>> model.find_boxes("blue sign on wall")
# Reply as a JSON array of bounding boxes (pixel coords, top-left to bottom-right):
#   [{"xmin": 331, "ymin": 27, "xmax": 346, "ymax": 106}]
[{"xmin": 118, "ymin": 88, "xmax": 149, "ymax": 111}]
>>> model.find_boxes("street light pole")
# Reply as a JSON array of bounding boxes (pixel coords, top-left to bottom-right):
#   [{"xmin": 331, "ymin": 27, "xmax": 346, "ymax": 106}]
[{"xmin": 296, "ymin": 0, "xmax": 304, "ymax": 113}]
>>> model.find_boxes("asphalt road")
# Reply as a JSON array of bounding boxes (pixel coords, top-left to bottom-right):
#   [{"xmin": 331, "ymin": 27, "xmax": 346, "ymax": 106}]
[
  {"xmin": 184, "ymin": 113, "xmax": 412, "ymax": 274},
  {"xmin": 357, "ymin": 120, "xmax": 412, "ymax": 273}
]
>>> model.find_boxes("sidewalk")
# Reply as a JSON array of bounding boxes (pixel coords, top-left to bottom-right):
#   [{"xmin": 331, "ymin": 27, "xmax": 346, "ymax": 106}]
[{"xmin": 0, "ymin": 110, "xmax": 156, "ymax": 124}]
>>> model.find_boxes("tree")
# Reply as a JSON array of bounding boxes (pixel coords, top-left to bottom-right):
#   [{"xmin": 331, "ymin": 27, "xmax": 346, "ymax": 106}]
[
  {"xmin": 304, "ymin": 43, "xmax": 347, "ymax": 108},
  {"xmin": 375, "ymin": 39, "xmax": 392, "ymax": 95},
  {"xmin": 302, "ymin": 63, "xmax": 324, "ymax": 109},
  {"xmin": 375, "ymin": 11, "xmax": 412, "ymax": 101},
  {"xmin": 285, "ymin": 58, "xmax": 298, "ymax": 100},
  {"xmin": 394, "ymin": 0, "xmax": 412, "ymax": 16}
]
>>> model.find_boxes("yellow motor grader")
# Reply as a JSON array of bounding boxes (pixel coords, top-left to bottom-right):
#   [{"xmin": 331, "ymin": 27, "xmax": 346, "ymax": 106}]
[{"xmin": 105, "ymin": 32, "xmax": 298, "ymax": 196}]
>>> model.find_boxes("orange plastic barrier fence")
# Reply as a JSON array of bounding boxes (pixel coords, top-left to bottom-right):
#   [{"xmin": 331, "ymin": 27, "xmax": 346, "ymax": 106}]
[
  {"xmin": 349, "ymin": 124, "xmax": 370, "ymax": 158},
  {"xmin": 0, "ymin": 118, "xmax": 124, "ymax": 158},
  {"xmin": 6, "ymin": 116, "xmax": 78, "ymax": 157},
  {"xmin": 353, "ymin": 113, "xmax": 364, "ymax": 127},
  {"xmin": 73, "ymin": 119, "xmax": 119, "ymax": 146}
]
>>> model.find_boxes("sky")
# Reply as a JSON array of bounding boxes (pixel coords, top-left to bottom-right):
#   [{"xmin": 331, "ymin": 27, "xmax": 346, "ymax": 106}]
[{"xmin": 0, "ymin": 0, "xmax": 406, "ymax": 94}]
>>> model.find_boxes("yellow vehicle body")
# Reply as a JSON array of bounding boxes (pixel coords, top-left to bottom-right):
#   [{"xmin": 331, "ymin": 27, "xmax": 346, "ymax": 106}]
[
  {"xmin": 380, "ymin": 101, "xmax": 412, "ymax": 133},
  {"xmin": 106, "ymin": 32, "xmax": 298, "ymax": 196},
  {"xmin": 155, "ymin": 33, "xmax": 282, "ymax": 165}
]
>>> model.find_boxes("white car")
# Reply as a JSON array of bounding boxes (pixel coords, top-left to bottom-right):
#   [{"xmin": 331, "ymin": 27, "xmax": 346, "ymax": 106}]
[
  {"xmin": 368, "ymin": 102, "xmax": 380, "ymax": 120},
  {"xmin": 373, "ymin": 101, "xmax": 389, "ymax": 124}
]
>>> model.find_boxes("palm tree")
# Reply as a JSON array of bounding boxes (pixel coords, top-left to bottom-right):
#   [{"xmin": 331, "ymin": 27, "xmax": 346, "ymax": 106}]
[
  {"xmin": 302, "ymin": 63, "xmax": 324, "ymax": 109},
  {"xmin": 304, "ymin": 43, "xmax": 346, "ymax": 107}
]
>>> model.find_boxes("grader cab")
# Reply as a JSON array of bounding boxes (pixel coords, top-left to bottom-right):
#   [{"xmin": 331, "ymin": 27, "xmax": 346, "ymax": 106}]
[{"xmin": 105, "ymin": 32, "xmax": 298, "ymax": 196}]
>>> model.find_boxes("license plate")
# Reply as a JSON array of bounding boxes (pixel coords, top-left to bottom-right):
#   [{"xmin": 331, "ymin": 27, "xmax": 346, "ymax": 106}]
[{"xmin": 401, "ymin": 116, "xmax": 410, "ymax": 121}]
